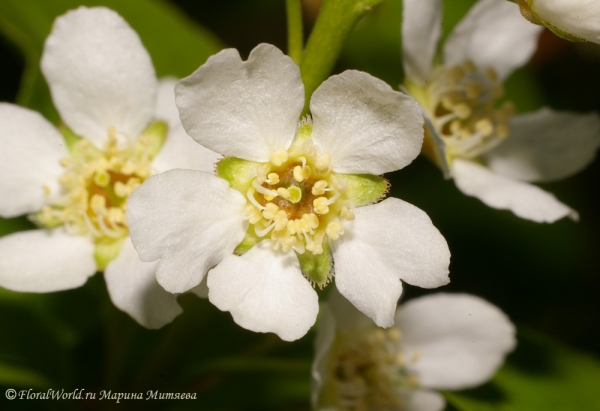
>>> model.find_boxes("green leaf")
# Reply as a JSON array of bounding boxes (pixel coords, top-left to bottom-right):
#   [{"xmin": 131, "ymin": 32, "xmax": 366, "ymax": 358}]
[
  {"xmin": 338, "ymin": 173, "xmax": 389, "ymax": 206},
  {"xmin": 0, "ymin": 361, "xmax": 51, "ymax": 389},
  {"xmin": 0, "ymin": 0, "xmax": 224, "ymax": 120},
  {"xmin": 446, "ymin": 329, "xmax": 600, "ymax": 411}
]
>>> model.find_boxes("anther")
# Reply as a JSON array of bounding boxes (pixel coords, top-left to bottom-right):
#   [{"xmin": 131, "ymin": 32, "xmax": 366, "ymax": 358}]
[
  {"xmin": 312, "ymin": 180, "xmax": 328, "ymax": 195},
  {"xmin": 244, "ymin": 205, "xmax": 262, "ymax": 224},
  {"xmin": 316, "ymin": 153, "xmax": 330, "ymax": 171},
  {"xmin": 340, "ymin": 206, "xmax": 355, "ymax": 221},
  {"xmin": 326, "ymin": 221, "xmax": 344, "ymax": 240},
  {"xmin": 114, "ymin": 181, "xmax": 130, "ymax": 197},
  {"xmin": 387, "ymin": 328, "xmax": 402, "ymax": 342},
  {"xmin": 90, "ymin": 194, "xmax": 106, "ymax": 211},
  {"xmin": 313, "ymin": 197, "xmax": 329, "ymax": 215},
  {"xmin": 273, "ymin": 210, "xmax": 289, "ymax": 231},
  {"xmin": 453, "ymin": 103, "xmax": 472, "ymax": 120},
  {"xmin": 266, "ymin": 173, "xmax": 280, "ymax": 185},
  {"xmin": 277, "ymin": 187, "xmax": 291, "ymax": 200},
  {"xmin": 262, "ymin": 203, "xmax": 280, "ymax": 220},
  {"xmin": 475, "ymin": 119, "xmax": 494, "ymax": 137},
  {"xmin": 293, "ymin": 165, "xmax": 311, "ymax": 182},
  {"xmin": 270, "ymin": 148, "xmax": 288, "ymax": 166}
]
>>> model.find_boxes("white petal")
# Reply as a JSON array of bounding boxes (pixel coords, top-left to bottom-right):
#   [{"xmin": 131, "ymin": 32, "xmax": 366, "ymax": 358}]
[
  {"xmin": 311, "ymin": 70, "xmax": 424, "ymax": 175},
  {"xmin": 175, "ymin": 44, "xmax": 303, "ymax": 161},
  {"xmin": 404, "ymin": 390, "xmax": 446, "ymax": 411},
  {"xmin": 0, "ymin": 229, "xmax": 96, "ymax": 292},
  {"xmin": 0, "ymin": 104, "xmax": 68, "ymax": 217},
  {"xmin": 452, "ymin": 159, "xmax": 578, "ymax": 223},
  {"xmin": 104, "ymin": 238, "xmax": 182, "ymax": 329},
  {"xmin": 333, "ymin": 198, "xmax": 450, "ymax": 328},
  {"xmin": 327, "ymin": 286, "xmax": 375, "ymax": 334},
  {"xmin": 402, "ymin": 0, "xmax": 442, "ymax": 85},
  {"xmin": 532, "ymin": 0, "xmax": 600, "ymax": 43},
  {"xmin": 41, "ymin": 7, "xmax": 157, "ymax": 146},
  {"xmin": 443, "ymin": 0, "xmax": 542, "ymax": 80},
  {"xmin": 207, "ymin": 241, "xmax": 319, "ymax": 342},
  {"xmin": 311, "ymin": 303, "xmax": 337, "ymax": 408},
  {"xmin": 397, "ymin": 293, "xmax": 516, "ymax": 390},
  {"xmin": 484, "ymin": 108, "xmax": 600, "ymax": 182},
  {"xmin": 152, "ymin": 125, "xmax": 221, "ymax": 173},
  {"xmin": 154, "ymin": 77, "xmax": 182, "ymax": 128},
  {"xmin": 152, "ymin": 77, "xmax": 221, "ymax": 172},
  {"xmin": 126, "ymin": 169, "xmax": 247, "ymax": 293}
]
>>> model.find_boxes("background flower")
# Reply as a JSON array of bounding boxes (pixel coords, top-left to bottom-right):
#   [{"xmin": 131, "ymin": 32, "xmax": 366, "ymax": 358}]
[
  {"xmin": 402, "ymin": 0, "xmax": 600, "ymax": 223},
  {"xmin": 0, "ymin": 7, "xmax": 218, "ymax": 329},
  {"xmin": 312, "ymin": 290, "xmax": 516, "ymax": 411},
  {"xmin": 508, "ymin": 0, "xmax": 600, "ymax": 43}
]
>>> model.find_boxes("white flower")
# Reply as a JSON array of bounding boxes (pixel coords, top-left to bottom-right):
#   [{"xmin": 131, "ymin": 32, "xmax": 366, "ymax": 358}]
[
  {"xmin": 0, "ymin": 7, "xmax": 218, "ymax": 328},
  {"xmin": 312, "ymin": 290, "xmax": 516, "ymax": 411},
  {"xmin": 509, "ymin": 0, "xmax": 600, "ymax": 43},
  {"xmin": 402, "ymin": 0, "xmax": 600, "ymax": 223},
  {"xmin": 126, "ymin": 43, "xmax": 451, "ymax": 341}
]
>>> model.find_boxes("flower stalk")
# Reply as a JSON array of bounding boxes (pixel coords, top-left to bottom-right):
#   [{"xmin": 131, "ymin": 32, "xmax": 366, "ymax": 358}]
[
  {"xmin": 300, "ymin": 0, "xmax": 385, "ymax": 113},
  {"xmin": 285, "ymin": 0, "xmax": 304, "ymax": 65}
]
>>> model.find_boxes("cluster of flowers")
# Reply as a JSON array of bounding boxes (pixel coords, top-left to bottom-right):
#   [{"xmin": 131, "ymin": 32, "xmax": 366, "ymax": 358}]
[{"xmin": 0, "ymin": 0, "xmax": 598, "ymax": 409}]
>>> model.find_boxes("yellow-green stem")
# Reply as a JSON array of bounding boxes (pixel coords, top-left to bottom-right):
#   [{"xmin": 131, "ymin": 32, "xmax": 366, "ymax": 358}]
[
  {"xmin": 300, "ymin": 0, "xmax": 385, "ymax": 113},
  {"xmin": 286, "ymin": 0, "xmax": 304, "ymax": 65}
]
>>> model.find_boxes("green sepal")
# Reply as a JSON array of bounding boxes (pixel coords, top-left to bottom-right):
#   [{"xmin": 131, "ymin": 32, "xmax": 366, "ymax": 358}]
[
  {"xmin": 94, "ymin": 238, "xmax": 125, "ymax": 271},
  {"xmin": 58, "ymin": 124, "xmax": 83, "ymax": 154},
  {"xmin": 288, "ymin": 118, "xmax": 313, "ymax": 151},
  {"xmin": 234, "ymin": 228, "xmax": 261, "ymax": 255},
  {"xmin": 216, "ymin": 157, "xmax": 261, "ymax": 194},
  {"xmin": 297, "ymin": 240, "xmax": 332, "ymax": 287},
  {"xmin": 139, "ymin": 120, "xmax": 168, "ymax": 160},
  {"xmin": 338, "ymin": 173, "xmax": 389, "ymax": 206}
]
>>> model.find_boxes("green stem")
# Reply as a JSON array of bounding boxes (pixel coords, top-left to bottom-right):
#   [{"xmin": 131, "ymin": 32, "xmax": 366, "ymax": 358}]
[
  {"xmin": 286, "ymin": 0, "xmax": 304, "ymax": 65},
  {"xmin": 300, "ymin": 0, "xmax": 385, "ymax": 113}
]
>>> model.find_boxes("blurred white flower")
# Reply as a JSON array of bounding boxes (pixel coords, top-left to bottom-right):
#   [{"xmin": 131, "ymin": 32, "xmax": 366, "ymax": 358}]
[
  {"xmin": 126, "ymin": 43, "xmax": 451, "ymax": 341},
  {"xmin": 509, "ymin": 0, "xmax": 600, "ymax": 43},
  {"xmin": 312, "ymin": 290, "xmax": 516, "ymax": 411},
  {"xmin": 402, "ymin": 0, "xmax": 600, "ymax": 223},
  {"xmin": 0, "ymin": 7, "xmax": 218, "ymax": 328}
]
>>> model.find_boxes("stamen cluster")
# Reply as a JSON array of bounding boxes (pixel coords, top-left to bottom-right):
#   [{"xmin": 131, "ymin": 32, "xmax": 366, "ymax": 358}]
[
  {"xmin": 243, "ymin": 140, "xmax": 355, "ymax": 255},
  {"xmin": 426, "ymin": 61, "xmax": 515, "ymax": 159},
  {"xmin": 35, "ymin": 129, "xmax": 153, "ymax": 241},
  {"xmin": 325, "ymin": 328, "xmax": 419, "ymax": 411}
]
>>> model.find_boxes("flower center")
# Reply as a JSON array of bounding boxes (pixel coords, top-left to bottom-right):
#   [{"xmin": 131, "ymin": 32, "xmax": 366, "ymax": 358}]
[
  {"xmin": 321, "ymin": 328, "xmax": 419, "ymax": 411},
  {"xmin": 243, "ymin": 140, "xmax": 354, "ymax": 255},
  {"xmin": 423, "ymin": 61, "xmax": 515, "ymax": 160},
  {"xmin": 34, "ymin": 128, "xmax": 154, "ymax": 241}
]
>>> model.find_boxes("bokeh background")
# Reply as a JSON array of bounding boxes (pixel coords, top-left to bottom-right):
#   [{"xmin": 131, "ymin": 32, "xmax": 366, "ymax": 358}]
[{"xmin": 0, "ymin": 0, "xmax": 599, "ymax": 409}]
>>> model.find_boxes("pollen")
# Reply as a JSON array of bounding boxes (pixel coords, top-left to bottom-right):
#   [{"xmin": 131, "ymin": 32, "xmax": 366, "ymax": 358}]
[{"xmin": 243, "ymin": 140, "xmax": 355, "ymax": 255}]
